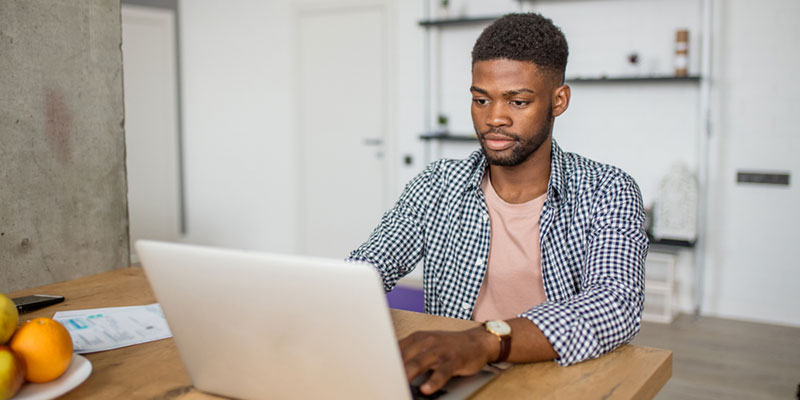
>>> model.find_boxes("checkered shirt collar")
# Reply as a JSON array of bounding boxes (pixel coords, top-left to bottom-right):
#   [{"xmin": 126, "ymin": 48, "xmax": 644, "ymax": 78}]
[{"xmin": 466, "ymin": 138, "xmax": 568, "ymax": 207}]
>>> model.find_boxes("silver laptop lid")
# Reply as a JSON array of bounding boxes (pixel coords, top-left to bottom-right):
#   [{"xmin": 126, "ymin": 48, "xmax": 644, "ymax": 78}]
[{"xmin": 136, "ymin": 240, "xmax": 410, "ymax": 400}]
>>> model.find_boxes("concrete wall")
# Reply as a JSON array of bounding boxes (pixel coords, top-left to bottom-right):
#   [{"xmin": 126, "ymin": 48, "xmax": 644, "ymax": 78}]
[{"xmin": 0, "ymin": 0, "xmax": 129, "ymax": 293}]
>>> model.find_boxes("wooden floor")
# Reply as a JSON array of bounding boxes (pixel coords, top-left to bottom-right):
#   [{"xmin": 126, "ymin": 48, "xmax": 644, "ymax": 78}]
[{"xmin": 632, "ymin": 314, "xmax": 800, "ymax": 399}]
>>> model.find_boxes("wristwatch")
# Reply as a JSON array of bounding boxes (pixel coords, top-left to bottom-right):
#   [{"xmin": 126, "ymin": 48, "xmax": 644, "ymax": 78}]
[{"xmin": 483, "ymin": 320, "xmax": 512, "ymax": 363}]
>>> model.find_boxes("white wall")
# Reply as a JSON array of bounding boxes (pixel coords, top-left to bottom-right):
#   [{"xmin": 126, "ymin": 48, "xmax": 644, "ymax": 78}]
[
  {"xmin": 178, "ymin": 0, "xmax": 799, "ymax": 326},
  {"xmin": 703, "ymin": 0, "xmax": 800, "ymax": 327},
  {"xmin": 432, "ymin": 0, "xmax": 703, "ymax": 207},
  {"xmin": 179, "ymin": 0, "xmax": 297, "ymax": 252},
  {"xmin": 425, "ymin": 0, "xmax": 706, "ymax": 309},
  {"xmin": 419, "ymin": 0, "xmax": 800, "ymax": 326},
  {"xmin": 179, "ymin": 0, "xmax": 425, "ymax": 254},
  {"xmin": 524, "ymin": 0, "xmax": 704, "ymax": 319}
]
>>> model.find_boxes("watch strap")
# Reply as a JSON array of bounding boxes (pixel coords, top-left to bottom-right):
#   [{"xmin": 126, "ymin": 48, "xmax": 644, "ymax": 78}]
[{"xmin": 494, "ymin": 332, "xmax": 512, "ymax": 363}]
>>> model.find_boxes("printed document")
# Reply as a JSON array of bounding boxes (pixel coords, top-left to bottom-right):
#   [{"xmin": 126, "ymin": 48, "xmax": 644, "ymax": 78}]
[{"xmin": 53, "ymin": 303, "xmax": 173, "ymax": 354}]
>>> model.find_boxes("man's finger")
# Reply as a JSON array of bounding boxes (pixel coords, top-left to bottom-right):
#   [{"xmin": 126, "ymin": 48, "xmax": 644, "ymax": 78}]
[
  {"xmin": 404, "ymin": 346, "xmax": 443, "ymax": 381},
  {"xmin": 421, "ymin": 366, "xmax": 453, "ymax": 395}
]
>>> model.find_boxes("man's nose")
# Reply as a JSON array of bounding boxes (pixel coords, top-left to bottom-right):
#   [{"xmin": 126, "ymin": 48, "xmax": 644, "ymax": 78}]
[{"xmin": 486, "ymin": 103, "xmax": 511, "ymax": 127}]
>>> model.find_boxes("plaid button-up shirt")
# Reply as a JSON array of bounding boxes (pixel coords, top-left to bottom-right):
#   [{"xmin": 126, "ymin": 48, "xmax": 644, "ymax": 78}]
[{"xmin": 348, "ymin": 139, "xmax": 649, "ymax": 366}]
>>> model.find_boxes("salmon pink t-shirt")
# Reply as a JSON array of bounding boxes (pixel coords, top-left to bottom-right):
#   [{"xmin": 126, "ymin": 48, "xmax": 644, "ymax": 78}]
[{"xmin": 472, "ymin": 173, "xmax": 548, "ymax": 322}]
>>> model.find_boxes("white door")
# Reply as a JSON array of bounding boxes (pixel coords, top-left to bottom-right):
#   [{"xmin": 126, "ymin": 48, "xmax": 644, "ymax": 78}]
[
  {"xmin": 121, "ymin": 5, "xmax": 182, "ymax": 261},
  {"xmin": 297, "ymin": 3, "xmax": 389, "ymax": 258}
]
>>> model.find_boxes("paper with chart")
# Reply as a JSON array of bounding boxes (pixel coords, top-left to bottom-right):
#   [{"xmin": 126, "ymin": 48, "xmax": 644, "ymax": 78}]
[{"xmin": 53, "ymin": 303, "xmax": 173, "ymax": 354}]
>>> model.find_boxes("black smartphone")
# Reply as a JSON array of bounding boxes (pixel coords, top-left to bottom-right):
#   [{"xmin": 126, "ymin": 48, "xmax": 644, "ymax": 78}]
[{"xmin": 12, "ymin": 294, "xmax": 65, "ymax": 313}]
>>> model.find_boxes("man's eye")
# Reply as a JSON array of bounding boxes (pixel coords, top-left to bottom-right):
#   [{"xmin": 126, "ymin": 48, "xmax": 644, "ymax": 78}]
[
  {"xmin": 473, "ymin": 98, "xmax": 488, "ymax": 105},
  {"xmin": 511, "ymin": 100, "xmax": 529, "ymax": 107}
]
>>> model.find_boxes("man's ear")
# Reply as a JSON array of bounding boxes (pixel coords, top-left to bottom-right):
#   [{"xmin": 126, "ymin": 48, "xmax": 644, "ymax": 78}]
[{"xmin": 552, "ymin": 84, "xmax": 571, "ymax": 117}]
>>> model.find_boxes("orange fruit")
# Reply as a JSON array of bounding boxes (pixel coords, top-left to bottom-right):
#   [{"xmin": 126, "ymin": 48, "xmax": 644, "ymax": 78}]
[{"xmin": 9, "ymin": 318, "xmax": 73, "ymax": 383}]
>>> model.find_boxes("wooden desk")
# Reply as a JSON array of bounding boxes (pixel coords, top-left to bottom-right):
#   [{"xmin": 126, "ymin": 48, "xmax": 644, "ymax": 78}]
[{"xmin": 10, "ymin": 267, "xmax": 671, "ymax": 399}]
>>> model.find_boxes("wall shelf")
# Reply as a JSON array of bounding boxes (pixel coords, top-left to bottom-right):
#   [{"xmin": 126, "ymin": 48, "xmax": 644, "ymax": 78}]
[
  {"xmin": 418, "ymin": 16, "xmax": 500, "ymax": 28},
  {"xmin": 648, "ymin": 233, "xmax": 696, "ymax": 248},
  {"xmin": 420, "ymin": 133, "xmax": 478, "ymax": 141},
  {"xmin": 567, "ymin": 75, "xmax": 701, "ymax": 84}
]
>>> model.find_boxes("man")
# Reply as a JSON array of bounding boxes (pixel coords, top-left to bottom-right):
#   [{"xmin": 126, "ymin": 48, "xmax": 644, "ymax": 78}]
[{"xmin": 349, "ymin": 13, "xmax": 649, "ymax": 395}]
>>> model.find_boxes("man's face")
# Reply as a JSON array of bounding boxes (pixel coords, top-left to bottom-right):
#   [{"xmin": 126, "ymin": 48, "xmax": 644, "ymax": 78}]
[{"xmin": 471, "ymin": 59, "xmax": 557, "ymax": 167}]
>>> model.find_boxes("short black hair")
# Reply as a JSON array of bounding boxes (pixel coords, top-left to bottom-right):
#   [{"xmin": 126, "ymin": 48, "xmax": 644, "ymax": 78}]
[{"xmin": 471, "ymin": 13, "xmax": 569, "ymax": 82}]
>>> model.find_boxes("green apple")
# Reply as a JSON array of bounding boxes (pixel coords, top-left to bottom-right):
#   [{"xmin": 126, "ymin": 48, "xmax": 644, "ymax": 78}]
[{"xmin": 0, "ymin": 346, "xmax": 24, "ymax": 400}]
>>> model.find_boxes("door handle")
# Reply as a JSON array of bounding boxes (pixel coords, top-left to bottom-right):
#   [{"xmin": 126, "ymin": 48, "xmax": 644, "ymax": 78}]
[{"xmin": 363, "ymin": 138, "xmax": 383, "ymax": 146}]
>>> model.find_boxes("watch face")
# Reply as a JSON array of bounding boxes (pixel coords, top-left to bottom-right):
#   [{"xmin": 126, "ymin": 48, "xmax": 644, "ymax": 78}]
[{"xmin": 486, "ymin": 320, "xmax": 511, "ymax": 336}]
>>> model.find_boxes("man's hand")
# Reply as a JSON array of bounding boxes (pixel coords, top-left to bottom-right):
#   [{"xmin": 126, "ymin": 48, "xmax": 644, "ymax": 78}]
[
  {"xmin": 399, "ymin": 318, "xmax": 559, "ymax": 395},
  {"xmin": 399, "ymin": 327, "xmax": 497, "ymax": 395}
]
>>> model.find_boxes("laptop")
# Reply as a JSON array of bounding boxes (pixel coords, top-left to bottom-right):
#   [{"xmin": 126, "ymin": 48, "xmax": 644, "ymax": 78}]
[{"xmin": 136, "ymin": 240, "xmax": 497, "ymax": 400}]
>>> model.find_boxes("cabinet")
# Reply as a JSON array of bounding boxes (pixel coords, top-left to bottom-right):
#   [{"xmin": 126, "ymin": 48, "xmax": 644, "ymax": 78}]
[{"xmin": 643, "ymin": 250, "xmax": 679, "ymax": 323}]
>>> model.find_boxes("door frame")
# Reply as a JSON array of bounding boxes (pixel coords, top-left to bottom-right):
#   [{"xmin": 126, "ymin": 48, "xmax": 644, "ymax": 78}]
[
  {"xmin": 292, "ymin": 0, "xmax": 397, "ymax": 255},
  {"xmin": 121, "ymin": 0, "xmax": 186, "ymax": 236},
  {"xmin": 121, "ymin": 4, "xmax": 184, "ymax": 263}
]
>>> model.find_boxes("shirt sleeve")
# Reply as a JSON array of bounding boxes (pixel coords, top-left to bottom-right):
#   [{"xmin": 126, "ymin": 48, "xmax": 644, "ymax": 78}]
[
  {"xmin": 346, "ymin": 163, "xmax": 438, "ymax": 292},
  {"xmin": 518, "ymin": 173, "xmax": 649, "ymax": 366}
]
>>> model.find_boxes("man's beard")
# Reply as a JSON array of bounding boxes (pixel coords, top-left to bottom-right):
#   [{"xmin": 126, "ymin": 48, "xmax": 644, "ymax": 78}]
[{"xmin": 478, "ymin": 107, "xmax": 553, "ymax": 167}]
